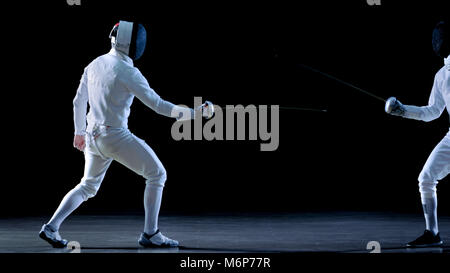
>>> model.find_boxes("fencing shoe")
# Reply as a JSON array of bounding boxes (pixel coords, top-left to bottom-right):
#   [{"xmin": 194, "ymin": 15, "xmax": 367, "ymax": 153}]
[
  {"xmin": 39, "ymin": 224, "xmax": 68, "ymax": 248},
  {"xmin": 406, "ymin": 230, "xmax": 443, "ymax": 248},
  {"xmin": 138, "ymin": 229, "xmax": 179, "ymax": 248}
]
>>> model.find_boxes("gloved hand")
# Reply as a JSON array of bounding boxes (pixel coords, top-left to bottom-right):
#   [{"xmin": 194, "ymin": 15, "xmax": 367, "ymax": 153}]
[
  {"xmin": 196, "ymin": 101, "xmax": 214, "ymax": 119},
  {"xmin": 385, "ymin": 97, "xmax": 406, "ymax": 117}
]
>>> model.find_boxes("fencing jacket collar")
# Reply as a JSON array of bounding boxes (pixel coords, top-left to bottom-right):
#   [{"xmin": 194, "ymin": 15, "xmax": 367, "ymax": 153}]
[{"xmin": 109, "ymin": 48, "xmax": 134, "ymax": 66}]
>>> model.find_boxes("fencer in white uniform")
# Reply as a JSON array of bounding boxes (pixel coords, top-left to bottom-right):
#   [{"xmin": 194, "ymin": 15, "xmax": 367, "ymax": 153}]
[
  {"xmin": 39, "ymin": 21, "xmax": 213, "ymax": 248},
  {"xmin": 385, "ymin": 21, "xmax": 450, "ymax": 248}
]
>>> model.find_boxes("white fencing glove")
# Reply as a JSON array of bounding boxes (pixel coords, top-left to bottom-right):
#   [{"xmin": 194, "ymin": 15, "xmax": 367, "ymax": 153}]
[
  {"xmin": 197, "ymin": 101, "xmax": 214, "ymax": 119},
  {"xmin": 385, "ymin": 97, "xmax": 406, "ymax": 117}
]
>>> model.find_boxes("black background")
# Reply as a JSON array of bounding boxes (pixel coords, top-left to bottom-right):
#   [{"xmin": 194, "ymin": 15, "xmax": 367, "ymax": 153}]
[{"xmin": 4, "ymin": 0, "xmax": 450, "ymax": 217}]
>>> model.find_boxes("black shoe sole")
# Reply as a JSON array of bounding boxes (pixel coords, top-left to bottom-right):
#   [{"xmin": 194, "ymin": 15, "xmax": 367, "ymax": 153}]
[
  {"xmin": 39, "ymin": 231, "xmax": 67, "ymax": 248},
  {"xmin": 138, "ymin": 240, "xmax": 179, "ymax": 248},
  {"xmin": 406, "ymin": 241, "xmax": 444, "ymax": 248}
]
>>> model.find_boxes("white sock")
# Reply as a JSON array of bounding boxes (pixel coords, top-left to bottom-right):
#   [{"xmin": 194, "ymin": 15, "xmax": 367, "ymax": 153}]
[
  {"xmin": 421, "ymin": 195, "xmax": 439, "ymax": 235},
  {"xmin": 47, "ymin": 187, "xmax": 85, "ymax": 231},
  {"xmin": 143, "ymin": 183, "xmax": 163, "ymax": 235}
]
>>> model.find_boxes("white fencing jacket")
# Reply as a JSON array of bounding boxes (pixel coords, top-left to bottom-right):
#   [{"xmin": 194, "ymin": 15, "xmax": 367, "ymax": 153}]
[
  {"xmin": 73, "ymin": 48, "xmax": 188, "ymax": 135},
  {"xmin": 403, "ymin": 55, "xmax": 450, "ymax": 122}
]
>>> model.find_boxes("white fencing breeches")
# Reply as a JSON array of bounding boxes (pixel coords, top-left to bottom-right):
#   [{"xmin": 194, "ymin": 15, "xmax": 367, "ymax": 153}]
[
  {"xmin": 418, "ymin": 130, "xmax": 450, "ymax": 198},
  {"xmin": 48, "ymin": 124, "xmax": 166, "ymax": 232},
  {"xmin": 77, "ymin": 124, "xmax": 167, "ymax": 200}
]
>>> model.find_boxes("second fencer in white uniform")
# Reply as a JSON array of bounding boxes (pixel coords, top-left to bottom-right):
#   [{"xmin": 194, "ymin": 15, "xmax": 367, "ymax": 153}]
[
  {"xmin": 385, "ymin": 21, "xmax": 450, "ymax": 247},
  {"xmin": 39, "ymin": 21, "xmax": 213, "ymax": 248}
]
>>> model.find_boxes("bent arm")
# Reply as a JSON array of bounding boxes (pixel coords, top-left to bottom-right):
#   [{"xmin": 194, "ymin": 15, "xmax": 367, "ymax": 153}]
[
  {"xmin": 125, "ymin": 68, "xmax": 194, "ymax": 120},
  {"xmin": 402, "ymin": 75, "xmax": 445, "ymax": 122},
  {"xmin": 73, "ymin": 68, "xmax": 89, "ymax": 135}
]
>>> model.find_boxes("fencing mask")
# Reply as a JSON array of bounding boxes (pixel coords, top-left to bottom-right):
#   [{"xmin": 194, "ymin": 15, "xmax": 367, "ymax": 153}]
[
  {"xmin": 432, "ymin": 21, "xmax": 450, "ymax": 58},
  {"xmin": 109, "ymin": 21, "xmax": 147, "ymax": 61}
]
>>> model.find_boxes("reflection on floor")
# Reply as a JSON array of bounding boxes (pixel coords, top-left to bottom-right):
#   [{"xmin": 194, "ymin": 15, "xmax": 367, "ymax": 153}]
[{"xmin": 0, "ymin": 212, "xmax": 449, "ymax": 253}]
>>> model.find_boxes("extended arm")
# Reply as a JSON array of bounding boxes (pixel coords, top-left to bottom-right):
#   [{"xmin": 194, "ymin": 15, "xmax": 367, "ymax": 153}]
[
  {"xmin": 386, "ymin": 74, "xmax": 445, "ymax": 122},
  {"xmin": 125, "ymin": 68, "xmax": 213, "ymax": 120}
]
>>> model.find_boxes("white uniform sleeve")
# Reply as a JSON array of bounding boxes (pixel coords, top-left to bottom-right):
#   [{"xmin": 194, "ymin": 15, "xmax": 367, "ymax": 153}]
[
  {"xmin": 125, "ymin": 68, "xmax": 194, "ymax": 119},
  {"xmin": 73, "ymin": 68, "xmax": 89, "ymax": 135},
  {"xmin": 402, "ymin": 73, "xmax": 446, "ymax": 122}
]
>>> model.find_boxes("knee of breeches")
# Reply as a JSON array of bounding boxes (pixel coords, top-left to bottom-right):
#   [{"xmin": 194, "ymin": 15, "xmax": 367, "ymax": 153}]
[
  {"xmin": 418, "ymin": 178, "xmax": 437, "ymax": 198},
  {"xmin": 418, "ymin": 168, "xmax": 434, "ymax": 184},
  {"xmin": 74, "ymin": 180, "xmax": 101, "ymax": 201},
  {"xmin": 145, "ymin": 167, "xmax": 167, "ymax": 188}
]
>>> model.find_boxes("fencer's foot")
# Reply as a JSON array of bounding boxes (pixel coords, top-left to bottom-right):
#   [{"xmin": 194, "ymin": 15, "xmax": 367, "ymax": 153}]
[
  {"xmin": 39, "ymin": 224, "xmax": 68, "ymax": 248},
  {"xmin": 138, "ymin": 229, "xmax": 179, "ymax": 248},
  {"xmin": 406, "ymin": 230, "xmax": 443, "ymax": 248}
]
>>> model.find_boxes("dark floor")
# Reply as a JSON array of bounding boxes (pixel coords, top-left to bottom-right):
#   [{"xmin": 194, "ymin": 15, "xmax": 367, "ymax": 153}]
[{"xmin": 0, "ymin": 212, "xmax": 449, "ymax": 253}]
